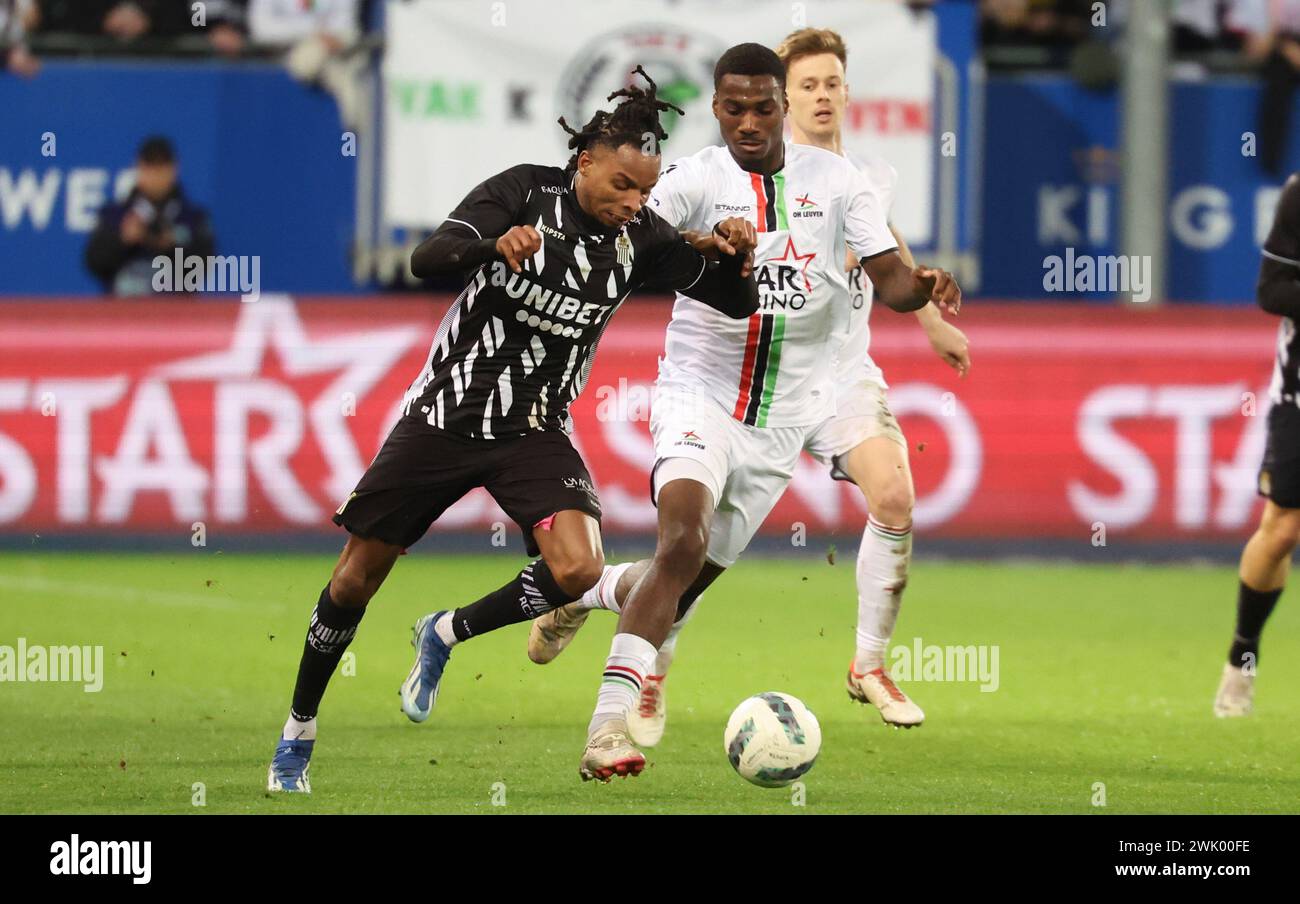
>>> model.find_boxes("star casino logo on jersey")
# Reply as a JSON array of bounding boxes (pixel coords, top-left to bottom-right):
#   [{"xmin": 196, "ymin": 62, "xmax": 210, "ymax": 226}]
[
  {"xmin": 755, "ymin": 237, "xmax": 817, "ymax": 310},
  {"xmin": 556, "ymin": 27, "xmax": 726, "ymax": 157}
]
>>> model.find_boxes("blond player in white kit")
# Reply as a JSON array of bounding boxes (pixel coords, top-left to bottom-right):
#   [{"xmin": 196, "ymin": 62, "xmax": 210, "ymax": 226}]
[
  {"xmin": 778, "ymin": 26, "xmax": 971, "ymax": 730},
  {"xmin": 526, "ymin": 42, "xmax": 963, "ymax": 782}
]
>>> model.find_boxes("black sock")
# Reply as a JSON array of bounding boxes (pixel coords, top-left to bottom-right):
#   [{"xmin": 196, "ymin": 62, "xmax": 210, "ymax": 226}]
[
  {"xmin": 451, "ymin": 559, "xmax": 578, "ymax": 641},
  {"xmin": 1228, "ymin": 582, "xmax": 1282, "ymax": 668},
  {"xmin": 290, "ymin": 584, "xmax": 366, "ymax": 721}
]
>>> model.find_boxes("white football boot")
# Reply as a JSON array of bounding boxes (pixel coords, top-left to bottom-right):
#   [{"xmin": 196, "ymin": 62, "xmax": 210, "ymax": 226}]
[
  {"xmin": 846, "ymin": 663, "xmax": 925, "ymax": 728},
  {"xmin": 527, "ymin": 603, "xmax": 590, "ymax": 665},
  {"xmin": 1213, "ymin": 662, "xmax": 1255, "ymax": 717},
  {"xmin": 627, "ymin": 674, "xmax": 667, "ymax": 747},
  {"xmin": 578, "ymin": 718, "xmax": 646, "ymax": 782}
]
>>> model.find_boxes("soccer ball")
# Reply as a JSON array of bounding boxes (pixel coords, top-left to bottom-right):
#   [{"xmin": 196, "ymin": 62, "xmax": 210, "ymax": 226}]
[{"xmin": 723, "ymin": 692, "xmax": 821, "ymax": 787}]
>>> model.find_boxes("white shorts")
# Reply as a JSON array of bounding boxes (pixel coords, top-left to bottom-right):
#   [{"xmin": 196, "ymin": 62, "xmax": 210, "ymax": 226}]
[
  {"xmin": 804, "ymin": 379, "xmax": 906, "ymax": 480},
  {"xmin": 650, "ymin": 378, "xmax": 806, "ymax": 568}
]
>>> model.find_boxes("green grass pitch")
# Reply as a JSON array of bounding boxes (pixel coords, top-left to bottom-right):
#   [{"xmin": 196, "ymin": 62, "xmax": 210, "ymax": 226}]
[{"xmin": 1, "ymin": 549, "xmax": 1298, "ymax": 814}]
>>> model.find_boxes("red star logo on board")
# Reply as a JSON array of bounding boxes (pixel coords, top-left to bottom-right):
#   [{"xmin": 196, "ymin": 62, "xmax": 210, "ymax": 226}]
[
  {"xmin": 155, "ymin": 297, "xmax": 423, "ymax": 510},
  {"xmin": 762, "ymin": 237, "xmax": 817, "ymax": 291}
]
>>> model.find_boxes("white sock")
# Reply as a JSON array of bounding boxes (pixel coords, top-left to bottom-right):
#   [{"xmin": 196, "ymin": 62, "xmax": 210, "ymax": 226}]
[
  {"xmin": 433, "ymin": 611, "xmax": 459, "ymax": 647},
  {"xmin": 652, "ymin": 594, "xmax": 702, "ymax": 676},
  {"xmin": 282, "ymin": 713, "xmax": 317, "ymax": 741},
  {"xmin": 589, "ymin": 632, "xmax": 657, "ymax": 733},
  {"xmin": 853, "ymin": 515, "xmax": 912, "ymax": 674},
  {"xmin": 575, "ymin": 562, "xmax": 633, "ymax": 613},
  {"xmin": 652, "ymin": 636, "xmax": 677, "ymax": 679}
]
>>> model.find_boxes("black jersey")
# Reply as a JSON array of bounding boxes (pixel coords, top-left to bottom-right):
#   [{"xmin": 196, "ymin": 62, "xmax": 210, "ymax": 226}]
[
  {"xmin": 402, "ymin": 164, "xmax": 713, "ymax": 438},
  {"xmin": 1260, "ymin": 173, "xmax": 1300, "ymax": 406}
]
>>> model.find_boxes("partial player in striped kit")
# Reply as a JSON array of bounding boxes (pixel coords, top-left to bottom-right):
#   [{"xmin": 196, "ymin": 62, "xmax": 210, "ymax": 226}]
[
  {"xmin": 1214, "ymin": 171, "xmax": 1300, "ymax": 717},
  {"xmin": 535, "ymin": 29, "xmax": 972, "ymax": 747},
  {"xmin": 265, "ymin": 69, "xmax": 760, "ymax": 794},
  {"xmin": 550, "ymin": 43, "xmax": 960, "ymax": 783}
]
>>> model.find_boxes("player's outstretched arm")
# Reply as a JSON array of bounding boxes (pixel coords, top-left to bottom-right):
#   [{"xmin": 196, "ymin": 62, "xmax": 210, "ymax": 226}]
[
  {"xmin": 681, "ymin": 218, "xmax": 756, "ymax": 277},
  {"xmin": 682, "ymin": 230, "xmax": 717, "ymax": 258},
  {"xmin": 641, "ymin": 217, "xmax": 758, "ymax": 319},
  {"xmin": 686, "ymin": 245, "xmax": 760, "ymax": 318},
  {"xmin": 1258, "ymin": 175, "xmax": 1300, "ymax": 317},
  {"xmin": 410, "ymin": 221, "xmax": 499, "ymax": 278},
  {"xmin": 410, "ymin": 223, "xmax": 542, "ymax": 279},
  {"xmin": 843, "ymin": 229, "xmax": 969, "ymax": 376},
  {"xmin": 861, "ymin": 250, "xmax": 961, "ymax": 316},
  {"xmin": 411, "ymin": 165, "xmax": 539, "ymax": 279}
]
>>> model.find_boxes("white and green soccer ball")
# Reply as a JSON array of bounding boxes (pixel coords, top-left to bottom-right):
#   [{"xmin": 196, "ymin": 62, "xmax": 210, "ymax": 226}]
[{"xmin": 723, "ymin": 692, "xmax": 821, "ymax": 787}]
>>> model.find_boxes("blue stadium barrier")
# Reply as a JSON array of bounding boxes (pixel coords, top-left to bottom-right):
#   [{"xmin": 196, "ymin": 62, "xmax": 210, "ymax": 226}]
[
  {"xmin": 981, "ymin": 73, "xmax": 1300, "ymax": 303},
  {"xmin": 0, "ymin": 60, "xmax": 358, "ymax": 295}
]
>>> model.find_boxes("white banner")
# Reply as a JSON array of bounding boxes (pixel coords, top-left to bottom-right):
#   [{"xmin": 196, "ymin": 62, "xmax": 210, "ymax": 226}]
[{"xmin": 383, "ymin": 0, "xmax": 935, "ymax": 242}]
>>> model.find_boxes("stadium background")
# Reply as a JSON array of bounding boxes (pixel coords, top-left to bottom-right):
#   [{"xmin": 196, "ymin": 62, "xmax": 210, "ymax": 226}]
[{"xmin": 0, "ymin": 0, "xmax": 1286, "ymax": 556}]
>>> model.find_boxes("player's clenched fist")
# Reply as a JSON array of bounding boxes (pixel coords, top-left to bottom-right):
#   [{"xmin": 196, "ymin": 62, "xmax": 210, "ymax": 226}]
[
  {"xmin": 712, "ymin": 216, "xmax": 756, "ymax": 256},
  {"xmin": 711, "ymin": 217, "xmax": 757, "ymax": 277},
  {"xmin": 496, "ymin": 225, "xmax": 542, "ymax": 273},
  {"xmin": 912, "ymin": 265, "xmax": 962, "ymax": 316}
]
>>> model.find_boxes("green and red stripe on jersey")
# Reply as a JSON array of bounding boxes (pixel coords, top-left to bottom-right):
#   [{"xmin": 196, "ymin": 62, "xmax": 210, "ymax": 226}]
[
  {"xmin": 748, "ymin": 171, "xmax": 789, "ymax": 233},
  {"xmin": 732, "ymin": 171, "xmax": 789, "ymax": 426},
  {"xmin": 731, "ymin": 312, "xmax": 787, "ymax": 427}
]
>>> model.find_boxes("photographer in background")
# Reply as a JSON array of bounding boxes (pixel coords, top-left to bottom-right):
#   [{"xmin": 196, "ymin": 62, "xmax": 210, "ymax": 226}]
[{"xmin": 84, "ymin": 136, "xmax": 216, "ymax": 296}]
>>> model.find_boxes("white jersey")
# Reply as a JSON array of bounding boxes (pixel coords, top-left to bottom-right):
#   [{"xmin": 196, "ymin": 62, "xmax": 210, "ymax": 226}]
[
  {"xmin": 839, "ymin": 148, "xmax": 900, "ymax": 389},
  {"xmin": 649, "ymin": 142, "xmax": 895, "ymax": 428}
]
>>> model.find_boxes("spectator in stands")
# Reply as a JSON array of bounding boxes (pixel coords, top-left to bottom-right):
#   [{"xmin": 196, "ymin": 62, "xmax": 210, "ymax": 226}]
[
  {"xmin": 85, "ymin": 137, "xmax": 216, "ymax": 296},
  {"xmin": 0, "ymin": 0, "xmax": 39, "ymax": 76},
  {"xmin": 980, "ymin": 0, "xmax": 1092, "ymax": 49},
  {"xmin": 39, "ymin": 1, "xmax": 157, "ymax": 39},
  {"xmin": 1131, "ymin": 1, "xmax": 1265, "ymax": 56},
  {"xmin": 1228, "ymin": 0, "xmax": 1300, "ymax": 174},
  {"xmin": 203, "ymin": 0, "xmax": 249, "ymax": 56},
  {"xmin": 983, "ymin": 0, "xmax": 1253, "ymax": 58},
  {"xmin": 208, "ymin": 0, "xmax": 364, "ymax": 127},
  {"xmin": 1171, "ymin": 0, "xmax": 1228, "ymax": 53},
  {"xmin": 1107, "ymin": 3, "xmax": 1248, "ymax": 74}
]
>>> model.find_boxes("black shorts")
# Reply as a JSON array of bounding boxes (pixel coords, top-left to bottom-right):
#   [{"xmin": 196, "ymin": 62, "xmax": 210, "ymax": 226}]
[
  {"xmin": 1258, "ymin": 403, "xmax": 1300, "ymax": 509},
  {"xmin": 332, "ymin": 417, "xmax": 602, "ymax": 556}
]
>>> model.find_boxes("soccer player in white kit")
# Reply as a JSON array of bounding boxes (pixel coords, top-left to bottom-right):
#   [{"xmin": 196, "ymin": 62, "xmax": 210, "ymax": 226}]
[
  {"xmin": 764, "ymin": 28, "xmax": 972, "ymax": 733},
  {"xmin": 533, "ymin": 31, "xmax": 971, "ymax": 751},
  {"xmin": 540, "ymin": 42, "xmax": 962, "ymax": 782},
  {"xmin": 778, "ymin": 28, "xmax": 971, "ymax": 728}
]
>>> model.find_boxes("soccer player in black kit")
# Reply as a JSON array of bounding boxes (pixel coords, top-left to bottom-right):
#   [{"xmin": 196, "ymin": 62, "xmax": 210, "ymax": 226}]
[
  {"xmin": 1214, "ymin": 173, "xmax": 1300, "ymax": 718},
  {"xmin": 267, "ymin": 68, "xmax": 760, "ymax": 793}
]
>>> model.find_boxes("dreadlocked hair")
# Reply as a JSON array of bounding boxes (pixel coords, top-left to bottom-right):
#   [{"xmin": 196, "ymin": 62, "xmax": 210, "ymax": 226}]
[{"xmin": 558, "ymin": 65, "xmax": 685, "ymax": 172}]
